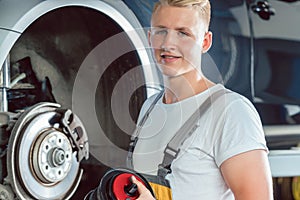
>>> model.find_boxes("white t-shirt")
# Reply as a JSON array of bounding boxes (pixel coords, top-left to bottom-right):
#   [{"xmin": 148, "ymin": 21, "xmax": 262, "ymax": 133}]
[{"xmin": 132, "ymin": 84, "xmax": 268, "ymax": 200}]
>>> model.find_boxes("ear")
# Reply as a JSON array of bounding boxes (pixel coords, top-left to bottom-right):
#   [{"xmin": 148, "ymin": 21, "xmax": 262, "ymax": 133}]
[
  {"xmin": 202, "ymin": 31, "xmax": 213, "ymax": 53},
  {"xmin": 148, "ymin": 30, "xmax": 152, "ymax": 46}
]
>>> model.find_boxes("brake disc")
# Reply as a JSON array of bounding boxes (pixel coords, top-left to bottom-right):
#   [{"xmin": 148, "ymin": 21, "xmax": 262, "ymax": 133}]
[{"xmin": 6, "ymin": 102, "xmax": 89, "ymax": 200}]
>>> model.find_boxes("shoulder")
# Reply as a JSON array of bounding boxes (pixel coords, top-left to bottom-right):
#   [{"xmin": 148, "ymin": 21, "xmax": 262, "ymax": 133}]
[
  {"xmin": 211, "ymin": 86, "xmax": 263, "ymax": 133},
  {"xmin": 204, "ymin": 85, "xmax": 255, "ymax": 111},
  {"xmin": 212, "ymin": 88, "xmax": 267, "ymax": 167},
  {"xmin": 210, "ymin": 85, "xmax": 259, "ymax": 118},
  {"xmin": 223, "ymin": 90, "xmax": 260, "ymax": 120}
]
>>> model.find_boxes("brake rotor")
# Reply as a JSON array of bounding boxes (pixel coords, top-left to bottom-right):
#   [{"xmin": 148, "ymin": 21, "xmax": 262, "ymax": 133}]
[{"xmin": 6, "ymin": 102, "xmax": 88, "ymax": 200}]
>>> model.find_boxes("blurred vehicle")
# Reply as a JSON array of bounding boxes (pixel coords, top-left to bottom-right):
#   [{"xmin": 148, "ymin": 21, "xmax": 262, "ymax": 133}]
[
  {"xmin": 1, "ymin": 0, "xmax": 300, "ymax": 199},
  {"xmin": 207, "ymin": 0, "xmax": 300, "ymax": 177}
]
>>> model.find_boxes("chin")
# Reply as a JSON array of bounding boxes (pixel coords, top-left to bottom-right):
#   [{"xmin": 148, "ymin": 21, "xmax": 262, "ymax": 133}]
[{"xmin": 157, "ymin": 65, "xmax": 179, "ymax": 77}]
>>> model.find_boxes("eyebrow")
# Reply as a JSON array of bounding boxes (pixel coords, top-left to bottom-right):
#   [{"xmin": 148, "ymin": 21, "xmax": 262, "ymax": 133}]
[
  {"xmin": 152, "ymin": 25, "xmax": 192, "ymax": 32},
  {"xmin": 175, "ymin": 27, "xmax": 192, "ymax": 32},
  {"xmin": 152, "ymin": 25, "xmax": 167, "ymax": 29}
]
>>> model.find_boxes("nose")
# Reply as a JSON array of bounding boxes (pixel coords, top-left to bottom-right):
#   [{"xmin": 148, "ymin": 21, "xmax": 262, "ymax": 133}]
[{"xmin": 161, "ymin": 30, "xmax": 177, "ymax": 51}]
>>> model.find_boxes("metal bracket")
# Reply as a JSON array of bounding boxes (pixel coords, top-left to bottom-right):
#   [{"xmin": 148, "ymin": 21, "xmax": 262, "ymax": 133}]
[{"xmin": 59, "ymin": 109, "xmax": 89, "ymax": 162}]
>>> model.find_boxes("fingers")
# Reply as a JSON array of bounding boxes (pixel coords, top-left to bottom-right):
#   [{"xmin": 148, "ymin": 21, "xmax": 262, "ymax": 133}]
[
  {"xmin": 130, "ymin": 176, "xmax": 155, "ymax": 200},
  {"xmin": 130, "ymin": 176, "xmax": 147, "ymax": 194}
]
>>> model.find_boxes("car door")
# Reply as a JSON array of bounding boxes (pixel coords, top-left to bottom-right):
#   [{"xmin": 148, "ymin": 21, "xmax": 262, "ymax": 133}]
[
  {"xmin": 249, "ymin": 0, "xmax": 300, "ymax": 115},
  {"xmin": 248, "ymin": 0, "xmax": 300, "ymax": 146},
  {"xmin": 209, "ymin": 0, "xmax": 252, "ymax": 96}
]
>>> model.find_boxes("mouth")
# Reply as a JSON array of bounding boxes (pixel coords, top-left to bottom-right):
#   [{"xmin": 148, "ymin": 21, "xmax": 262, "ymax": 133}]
[
  {"xmin": 160, "ymin": 52, "xmax": 180, "ymax": 58},
  {"xmin": 159, "ymin": 54, "xmax": 181, "ymax": 64},
  {"xmin": 160, "ymin": 53, "xmax": 181, "ymax": 59},
  {"xmin": 161, "ymin": 55, "xmax": 178, "ymax": 59}
]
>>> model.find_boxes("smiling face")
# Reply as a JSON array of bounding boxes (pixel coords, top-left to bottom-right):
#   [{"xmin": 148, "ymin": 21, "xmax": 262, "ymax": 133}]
[{"xmin": 149, "ymin": 5, "xmax": 212, "ymax": 78}]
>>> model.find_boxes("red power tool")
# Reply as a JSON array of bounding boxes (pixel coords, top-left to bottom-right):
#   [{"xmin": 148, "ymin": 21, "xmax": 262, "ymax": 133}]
[{"xmin": 85, "ymin": 168, "xmax": 155, "ymax": 200}]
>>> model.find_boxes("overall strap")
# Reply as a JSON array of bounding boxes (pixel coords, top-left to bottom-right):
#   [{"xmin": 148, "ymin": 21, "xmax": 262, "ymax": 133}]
[
  {"xmin": 158, "ymin": 89, "xmax": 227, "ymax": 177},
  {"xmin": 127, "ymin": 91, "xmax": 164, "ymax": 169}
]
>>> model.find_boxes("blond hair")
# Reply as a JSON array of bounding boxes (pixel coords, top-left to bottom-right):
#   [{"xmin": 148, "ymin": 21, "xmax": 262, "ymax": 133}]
[{"xmin": 153, "ymin": 0, "xmax": 211, "ymax": 31}]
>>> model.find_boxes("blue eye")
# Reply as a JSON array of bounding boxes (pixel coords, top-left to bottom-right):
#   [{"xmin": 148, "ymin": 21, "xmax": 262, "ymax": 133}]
[
  {"xmin": 151, "ymin": 27, "xmax": 168, "ymax": 36},
  {"xmin": 155, "ymin": 29, "xmax": 167, "ymax": 35}
]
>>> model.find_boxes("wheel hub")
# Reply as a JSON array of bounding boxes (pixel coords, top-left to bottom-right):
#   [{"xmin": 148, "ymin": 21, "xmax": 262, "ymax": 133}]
[{"xmin": 32, "ymin": 130, "xmax": 73, "ymax": 184}]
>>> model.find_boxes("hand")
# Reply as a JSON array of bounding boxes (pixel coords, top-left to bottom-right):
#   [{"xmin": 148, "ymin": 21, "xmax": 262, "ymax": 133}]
[{"xmin": 131, "ymin": 176, "xmax": 156, "ymax": 200}]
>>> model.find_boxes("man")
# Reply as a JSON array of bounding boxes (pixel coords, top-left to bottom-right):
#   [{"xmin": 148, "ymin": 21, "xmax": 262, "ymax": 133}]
[{"xmin": 131, "ymin": 0, "xmax": 273, "ymax": 199}]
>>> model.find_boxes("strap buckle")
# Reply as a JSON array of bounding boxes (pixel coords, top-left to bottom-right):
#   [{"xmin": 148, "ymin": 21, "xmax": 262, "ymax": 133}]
[{"xmin": 158, "ymin": 164, "xmax": 171, "ymax": 178}]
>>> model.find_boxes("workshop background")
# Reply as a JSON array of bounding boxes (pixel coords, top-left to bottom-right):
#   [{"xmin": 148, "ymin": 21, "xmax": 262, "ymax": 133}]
[{"xmin": 1, "ymin": 0, "xmax": 300, "ymax": 199}]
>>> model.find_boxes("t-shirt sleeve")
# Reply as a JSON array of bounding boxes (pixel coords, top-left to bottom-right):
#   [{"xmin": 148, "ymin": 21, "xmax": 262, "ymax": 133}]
[{"xmin": 214, "ymin": 96, "xmax": 268, "ymax": 167}]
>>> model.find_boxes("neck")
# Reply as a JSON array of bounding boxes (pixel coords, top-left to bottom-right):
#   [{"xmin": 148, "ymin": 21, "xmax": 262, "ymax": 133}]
[{"xmin": 163, "ymin": 70, "xmax": 215, "ymax": 104}]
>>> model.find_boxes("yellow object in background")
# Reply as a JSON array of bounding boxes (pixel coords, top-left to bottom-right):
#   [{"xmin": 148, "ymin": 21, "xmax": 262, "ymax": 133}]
[{"xmin": 293, "ymin": 177, "xmax": 300, "ymax": 200}]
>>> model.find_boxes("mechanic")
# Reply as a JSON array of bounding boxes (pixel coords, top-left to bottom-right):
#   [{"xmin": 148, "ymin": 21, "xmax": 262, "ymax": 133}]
[{"xmin": 129, "ymin": 0, "xmax": 273, "ymax": 199}]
